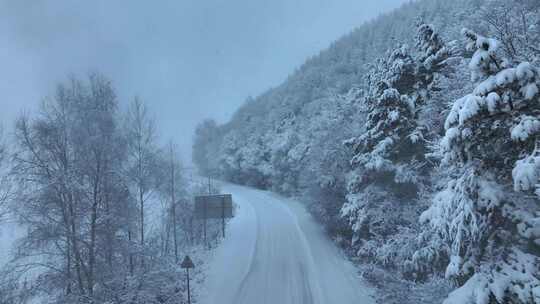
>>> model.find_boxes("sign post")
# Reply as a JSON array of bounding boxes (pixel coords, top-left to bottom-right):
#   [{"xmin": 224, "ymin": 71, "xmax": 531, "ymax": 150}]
[
  {"xmin": 221, "ymin": 195, "xmax": 225, "ymax": 238},
  {"xmin": 181, "ymin": 255, "xmax": 195, "ymax": 304}
]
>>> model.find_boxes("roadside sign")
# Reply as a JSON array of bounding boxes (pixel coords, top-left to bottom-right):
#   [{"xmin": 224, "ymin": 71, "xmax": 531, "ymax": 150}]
[
  {"xmin": 195, "ymin": 193, "xmax": 234, "ymax": 241},
  {"xmin": 181, "ymin": 255, "xmax": 194, "ymax": 304},
  {"xmin": 181, "ymin": 255, "xmax": 195, "ymax": 269},
  {"xmin": 194, "ymin": 194, "xmax": 233, "ymax": 219}
]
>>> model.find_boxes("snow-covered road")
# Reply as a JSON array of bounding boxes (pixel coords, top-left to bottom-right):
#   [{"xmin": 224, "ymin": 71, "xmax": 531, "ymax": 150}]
[{"xmin": 200, "ymin": 183, "xmax": 374, "ymax": 304}]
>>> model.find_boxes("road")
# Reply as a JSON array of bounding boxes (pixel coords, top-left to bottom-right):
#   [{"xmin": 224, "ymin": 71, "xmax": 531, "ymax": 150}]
[{"xmin": 200, "ymin": 183, "xmax": 374, "ymax": 304}]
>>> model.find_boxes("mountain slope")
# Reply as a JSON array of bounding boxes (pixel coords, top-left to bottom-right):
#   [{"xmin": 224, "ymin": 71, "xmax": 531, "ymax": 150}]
[{"xmin": 194, "ymin": 0, "xmax": 540, "ymax": 302}]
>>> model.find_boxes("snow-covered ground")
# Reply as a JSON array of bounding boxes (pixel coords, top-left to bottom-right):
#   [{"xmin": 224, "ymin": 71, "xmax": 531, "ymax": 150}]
[
  {"xmin": 0, "ymin": 220, "xmax": 24, "ymax": 267},
  {"xmin": 200, "ymin": 182, "xmax": 374, "ymax": 304}
]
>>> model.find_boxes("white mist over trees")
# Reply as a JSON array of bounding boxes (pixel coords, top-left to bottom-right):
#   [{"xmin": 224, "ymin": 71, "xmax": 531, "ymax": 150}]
[
  {"xmin": 193, "ymin": 0, "xmax": 540, "ymax": 302},
  {"xmin": 0, "ymin": 75, "xmax": 222, "ymax": 304},
  {"xmin": 0, "ymin": 127, "xmax": 8, "ymax": 220}
]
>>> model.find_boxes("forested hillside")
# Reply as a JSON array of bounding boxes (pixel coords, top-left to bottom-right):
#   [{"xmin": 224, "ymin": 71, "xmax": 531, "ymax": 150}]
[{"xmin": 193, "ymin": 0, "xmax": 540, "ymax": 303}]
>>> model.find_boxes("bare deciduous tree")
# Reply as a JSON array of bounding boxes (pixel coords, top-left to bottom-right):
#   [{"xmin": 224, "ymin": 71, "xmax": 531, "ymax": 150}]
[
  {"xmin": 9, "ymin": 75, "xmax": 133, "ymax": 301},
  {"xmin": 124, "ymin": 97, "xmax": 159, "ymax": 268},
  {"xmin": 481, "ymin": 0, "xmax": 540, "ymax": 62}
]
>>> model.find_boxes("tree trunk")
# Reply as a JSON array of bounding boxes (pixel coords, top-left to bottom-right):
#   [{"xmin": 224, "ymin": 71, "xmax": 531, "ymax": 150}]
[
  {"xmin": 139, "ymin": 186, "xmax": 145, "ymax": 268},
  {"xmin": 66, "ymin": 234, "xmax": 72, "ymax": 295},
  {"xmin": 68, "ymin": 201, "xmax": 85, "ymax": 294},
  {"xmin": 171, "ymin": 149, "xmax": 178, "ymax": 262},
  {"xmin": 88, "ymin": 198, "xmax": 98, "ymax": 296}
]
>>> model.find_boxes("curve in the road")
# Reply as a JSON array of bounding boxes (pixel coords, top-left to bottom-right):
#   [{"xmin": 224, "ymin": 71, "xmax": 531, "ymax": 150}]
[{"xmin": 200, "ymin": 183, "xmax": 374, "ymax": 304}]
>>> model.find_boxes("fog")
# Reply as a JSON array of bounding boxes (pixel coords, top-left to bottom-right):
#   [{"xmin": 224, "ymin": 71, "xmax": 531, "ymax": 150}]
[{"xmin": 0, "ymin": 0, "xmax": 407, "ymax": 162}]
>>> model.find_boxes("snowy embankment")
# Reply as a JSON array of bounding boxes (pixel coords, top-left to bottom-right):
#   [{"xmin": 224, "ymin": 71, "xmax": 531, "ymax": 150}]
[
  {"xmin": 0, "ymin": 220, "xmax": 24, "ymax": 268},
  {"xmin": 200, "ymin": 182, "xmax": 374, "ymax": 304}
]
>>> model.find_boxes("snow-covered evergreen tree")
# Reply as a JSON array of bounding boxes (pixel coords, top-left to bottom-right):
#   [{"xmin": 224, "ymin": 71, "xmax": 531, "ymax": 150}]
[
  {"xmin": 414, "ymin": 22, "xmax": 462, "ymax": 139},
  {"xmin": 419, "ymin": 28, "xmax": 540, "ymax": 304},
  {"xmin": 342, "ymin": 24, "xmax": 455, "ymax": 264},
  {"xmin": 342, "ymin": 45, "xmax": 425, "ymax": 261},
  {"xmin": 416, "ymin": 22, "xmax": 451, "ymax": 78}
]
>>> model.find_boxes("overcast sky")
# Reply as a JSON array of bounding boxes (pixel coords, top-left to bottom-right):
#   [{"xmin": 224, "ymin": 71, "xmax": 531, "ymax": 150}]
[{"xmin": 0, "ymin": 0, "xmax": 406, "ymax": 162}]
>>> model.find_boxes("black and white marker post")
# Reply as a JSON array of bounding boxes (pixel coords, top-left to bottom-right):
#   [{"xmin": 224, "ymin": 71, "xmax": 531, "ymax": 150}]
[{"xmin": 181, "ymin": 255, "xmax": 195, "ymax": 304}]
